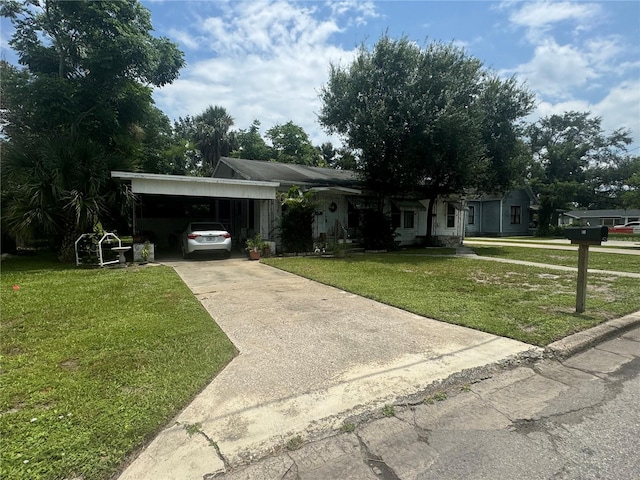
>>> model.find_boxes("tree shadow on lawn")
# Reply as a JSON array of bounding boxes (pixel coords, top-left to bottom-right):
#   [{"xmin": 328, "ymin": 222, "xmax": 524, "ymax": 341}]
[
  {"xmin": 1, "ymin": 251, "xmax": 76, "ymax": 273},
  {"xmin": 465, "ymin": 246, "xmax": 505, "ymax": 256}
]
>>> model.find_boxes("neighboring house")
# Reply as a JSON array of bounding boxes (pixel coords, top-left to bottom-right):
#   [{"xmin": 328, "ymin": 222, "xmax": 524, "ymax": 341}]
[
  {"xmin": 112, "ymin": 157, "xmax": 468, "ymax": 252},
  {"xmin": 464, "ymin": 187, "xmax": 537, "ymax": 237},
  {"xmin": 558, "ymin": 209, "xmax": 640, "ymax": 227}
]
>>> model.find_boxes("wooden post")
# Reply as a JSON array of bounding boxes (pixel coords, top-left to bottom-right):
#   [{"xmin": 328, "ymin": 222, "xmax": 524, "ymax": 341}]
[{"xmin": 576, "ymin": 244, "xmax": 589, "ymax": 313}]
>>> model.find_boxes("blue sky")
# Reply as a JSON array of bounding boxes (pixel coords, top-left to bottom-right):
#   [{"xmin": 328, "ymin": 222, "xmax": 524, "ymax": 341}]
[{"xmin": 2, "ymin": 1, "xmax": 639, "ymax": 152}]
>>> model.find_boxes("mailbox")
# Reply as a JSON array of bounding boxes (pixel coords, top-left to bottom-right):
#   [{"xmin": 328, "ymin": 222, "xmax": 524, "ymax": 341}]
[{"xmin": 565, "ymin": 226, "xmax": 608, "ymax": 245}]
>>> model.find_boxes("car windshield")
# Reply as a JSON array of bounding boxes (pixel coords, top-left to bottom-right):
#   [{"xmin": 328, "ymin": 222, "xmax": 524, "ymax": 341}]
[{"xmin": 190, "ymin": 222, "xmax": 226, "ymax": 232}]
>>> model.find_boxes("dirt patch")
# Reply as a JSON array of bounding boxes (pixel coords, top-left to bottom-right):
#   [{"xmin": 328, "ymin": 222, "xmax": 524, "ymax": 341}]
[
  {"xmin": 59, "ymin": 358, "xmax": 79, "ymax": 371},
  {"xmin": 588, "ymin": 284, "xmax": 617, "ymax": 302}
]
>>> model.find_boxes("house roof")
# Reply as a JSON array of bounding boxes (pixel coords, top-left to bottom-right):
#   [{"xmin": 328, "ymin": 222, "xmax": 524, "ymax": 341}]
[
  {"xmin": 465, "ymin": 186, "xmax": 537, "ymax": 204},
  {"xmin": 563, "ymin": 209, "xmax": 640, "ymax": 219},
  {"xmin": 215, "ymin": 157, "xmax": 361, "ymax": 188}
]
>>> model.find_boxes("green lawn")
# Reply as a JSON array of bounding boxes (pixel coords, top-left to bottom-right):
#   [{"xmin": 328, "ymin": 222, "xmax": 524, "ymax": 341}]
[
  {"xmin": 471, "ymin": 245, "xmax": 640, "ymax": 273},
  {"xmin": 1, "ymin": 254, "xmax": 236, "ymax": 480},
  {"xmin": 261, "ymin": 254, "xmax": 640, "ymax": 346}
]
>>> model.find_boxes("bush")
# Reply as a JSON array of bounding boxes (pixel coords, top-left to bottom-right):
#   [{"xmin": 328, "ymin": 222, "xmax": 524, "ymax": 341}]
[
  {"xmin": 360, "ymin": 210, "xmax": 397, "ymax": 250},
  {"xmin": 536, "ymin": 224, "xmax": 566, "ymax": 237},
  {"xmin": 278, "ymin": 186, "xmax": 317, "ymax": 253}
]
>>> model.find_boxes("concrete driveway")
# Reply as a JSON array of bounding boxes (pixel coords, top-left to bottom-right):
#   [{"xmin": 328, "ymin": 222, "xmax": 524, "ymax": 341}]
[{"xmin": 119, "ymin": 257, "xmax": 539, "ymax": 479}]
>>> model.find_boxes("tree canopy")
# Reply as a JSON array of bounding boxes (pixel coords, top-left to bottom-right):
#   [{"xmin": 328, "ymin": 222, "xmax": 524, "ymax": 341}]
[
  {"xmin": 1, "ymin": 0, "xmax": 184, "ymax": 257},
  {"xmin": 319, "ymin": 35, "xmax": 534, "ymax": 239},
  {"xmin": 527, "ymin": 111, "xmax": 634, "ymax": 227},
  {"xmin": 231, "ymin": 120, "xmax": 273, "ymax": 161},
  {"xmin": 266, "ymin": 121, "xmax": 323, "ymax": 166}
]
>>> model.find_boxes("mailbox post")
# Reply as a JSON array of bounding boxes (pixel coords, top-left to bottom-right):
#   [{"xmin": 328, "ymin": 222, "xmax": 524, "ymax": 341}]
[{"xmin": 564, "ymin": 226, "xmax": 609, "ymax": 313}]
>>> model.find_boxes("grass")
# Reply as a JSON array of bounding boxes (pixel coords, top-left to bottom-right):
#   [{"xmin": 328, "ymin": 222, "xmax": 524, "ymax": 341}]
[
  {"xmin": 1, "ymin": 254, "xmax": 236, "ymax": 480},
  {"xmin": 285, "ymin": 435, "xmax": 303, "ymax": 451},
  {"xmin": 394, "ymin": 247, "xmax": 456, "ymax": 255},
  {"xmin": 381, "ymin": 405, "xmax": 395, "ymax": 417},
  {"xmin": 471, "ymin": 246, "xmax": 640, "ymax": 273},
  {"xmin": 261, "ymin": 254, "xmax": 640, "ymax": 346},
  {"xmin": 608, "ymin": 233, "xmax": 640, "ymax": 242},
  {"xmin": 424, "ymin": 392, "xmax": 448, "ymax": 404}
]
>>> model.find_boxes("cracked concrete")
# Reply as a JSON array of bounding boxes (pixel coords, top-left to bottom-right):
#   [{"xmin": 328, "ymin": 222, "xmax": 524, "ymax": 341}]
[{"xmin": 218, "ymin": 326, "xmax": 639, "ymax": 480}]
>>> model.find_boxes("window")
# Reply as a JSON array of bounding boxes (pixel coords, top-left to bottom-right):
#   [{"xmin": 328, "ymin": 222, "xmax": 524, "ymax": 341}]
[
  {"xmin": 403, "ymin": 210, "xmax": 415, "ymax": 229},
  {"xmin": 467, "ymin": 205, "xmax": 475, "ymax": 225},
  {"xmin": 510, "ymin": 206, "xmax": 521, "ymax": 224},
  {"xmin": 447, "ymin": 203, "xmax": 456, "ymax": 228}
]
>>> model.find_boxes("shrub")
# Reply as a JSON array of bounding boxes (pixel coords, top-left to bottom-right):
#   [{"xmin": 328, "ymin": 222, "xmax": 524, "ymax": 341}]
[
  {"xmin": 278, "ymin": 186, "xmax": 317, "ymax": 253},
  {"xmin": 360, "ymin": 210, "xmax": 397, "ymax": 250}
]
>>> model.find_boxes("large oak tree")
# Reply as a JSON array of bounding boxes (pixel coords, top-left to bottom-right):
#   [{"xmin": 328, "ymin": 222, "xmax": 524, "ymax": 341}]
[{"xmin": 319, "ymin": 35, "xmax": 534, "ymax": 241}]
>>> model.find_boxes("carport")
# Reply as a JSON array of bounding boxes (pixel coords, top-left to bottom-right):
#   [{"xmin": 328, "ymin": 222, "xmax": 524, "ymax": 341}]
[{"xmin": 111, "ymin": 171, "xmax": 279, "ymax": 251}]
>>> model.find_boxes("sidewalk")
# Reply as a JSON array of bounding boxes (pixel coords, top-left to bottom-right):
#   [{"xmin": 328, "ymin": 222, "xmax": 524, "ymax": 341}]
[
  {"xmin": 117, "ymin": 258, "xmax": 540, "ymax": 479},
  {"xmin": 216, "ymin": 321, "xmax": 640, "ymax": 480},
  {"xmin": 463, "ymin": 238, "xmax": 640, "ymax": 256}
]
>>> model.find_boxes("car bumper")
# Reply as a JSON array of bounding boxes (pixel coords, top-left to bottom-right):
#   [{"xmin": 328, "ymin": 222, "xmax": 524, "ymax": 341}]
[{"xmin": 186, "ymin": 239, "xmax": 232, "ymax": 254}]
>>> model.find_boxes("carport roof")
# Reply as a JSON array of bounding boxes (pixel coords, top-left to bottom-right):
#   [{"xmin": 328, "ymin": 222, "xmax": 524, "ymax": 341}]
[
  {"xmin": 215, "ymin": 157, "xmax": 362, "ymax": 188},
  {"xmin": 111, "ymin": 171, "xmax": 279, "ymax": 200}
]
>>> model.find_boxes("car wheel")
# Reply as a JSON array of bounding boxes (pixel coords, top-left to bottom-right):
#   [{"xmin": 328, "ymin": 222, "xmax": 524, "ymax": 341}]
[{"xmin": 181, "ymin": 244, "xmax": 189, "ymax": 259}]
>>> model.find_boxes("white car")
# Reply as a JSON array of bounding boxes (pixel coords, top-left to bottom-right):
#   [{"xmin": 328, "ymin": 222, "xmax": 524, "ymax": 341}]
[
  {"xmin": 181, "ymin": 222, "xmax": 232, "ymax": 258},
  {"xmin": 611, "ymin": 221, "xmax": 640, "ymax": 230}
]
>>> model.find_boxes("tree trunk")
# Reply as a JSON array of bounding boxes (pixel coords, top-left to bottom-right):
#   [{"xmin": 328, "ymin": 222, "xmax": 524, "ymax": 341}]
[{"xmin": 58, "ymin": 227, "xmax": 79, "ymax": 263}]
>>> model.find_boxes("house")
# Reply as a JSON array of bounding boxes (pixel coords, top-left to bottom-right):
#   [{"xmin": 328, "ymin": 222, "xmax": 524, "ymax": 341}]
[
  {"xmin": 112, "ymin": 157, "xmax": 468, "ymax": 252},
  {"xmin": 464, "ymin": 187, "xmax": 537, "ymax": 237},
  {"xmin": 214, "ymin": 157, "xmax": 466, "ymax": 247},
  {"xmin": 558, "ymin": 209, "xmax": 640, "ymax": 227}
]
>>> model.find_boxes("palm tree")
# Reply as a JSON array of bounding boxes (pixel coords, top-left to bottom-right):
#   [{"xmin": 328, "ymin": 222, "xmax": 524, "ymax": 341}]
[
  {"xmin": 1, "ymin": 133, "xmax": 133, "ymax": 260},
  {"xmin": 193, "ymin": 105, "xmax": 234, "ymax": 169}
]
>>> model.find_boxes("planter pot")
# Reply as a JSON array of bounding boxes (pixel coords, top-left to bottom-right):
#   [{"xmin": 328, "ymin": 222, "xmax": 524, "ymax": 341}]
[
  {"xmin": 249, "ymin": 250, "xmax": 261, "ymax": 261},
  {"xmin": 133, "ymin": 243, "xmax": 155, "ymax": 263}
]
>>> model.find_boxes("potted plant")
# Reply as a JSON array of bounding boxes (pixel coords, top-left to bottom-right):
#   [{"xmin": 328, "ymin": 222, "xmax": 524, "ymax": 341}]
[
  {"xmin": 133, "ymin": 239, "xmax": 154, "ymax": 263},
  {"xmin": 246, "ymin": 233, "xmax": 266, "ymax": 260},
  {"xmin": 140, "ymin": 240, "xmax": 152, "ymax": 264}
]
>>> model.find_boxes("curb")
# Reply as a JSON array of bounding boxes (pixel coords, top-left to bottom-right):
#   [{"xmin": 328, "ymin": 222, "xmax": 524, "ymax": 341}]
[{"xmin": 544, "ymin": 310, "xmax": 640, "ymax": 359}]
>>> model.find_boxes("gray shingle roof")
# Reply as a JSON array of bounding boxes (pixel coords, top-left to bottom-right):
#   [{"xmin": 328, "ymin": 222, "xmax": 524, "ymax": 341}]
[{"xmin": 216, "ymin": 157, "xmax": 361, "ymax": 187}]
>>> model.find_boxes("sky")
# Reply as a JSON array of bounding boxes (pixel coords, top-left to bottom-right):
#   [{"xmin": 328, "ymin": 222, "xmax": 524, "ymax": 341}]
[{"xmin": 2, "ymin": 0, "xmax": 639, "ymax": 152}]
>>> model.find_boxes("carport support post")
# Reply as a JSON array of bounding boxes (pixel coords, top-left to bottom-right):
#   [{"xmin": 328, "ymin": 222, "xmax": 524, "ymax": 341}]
[{"xmin": 576, "ymin": 244, "xmax": 589, "ymax": 313}]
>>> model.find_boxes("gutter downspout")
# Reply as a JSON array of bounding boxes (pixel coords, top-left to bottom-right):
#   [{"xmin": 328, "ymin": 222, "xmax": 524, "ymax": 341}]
[{"xmin": 499, "ymin": 198, "xmax": 503, "ymax": 235}]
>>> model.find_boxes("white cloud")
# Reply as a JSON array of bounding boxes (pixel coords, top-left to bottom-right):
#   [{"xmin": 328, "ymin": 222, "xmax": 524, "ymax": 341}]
[
  {"xmin": 529, "ymin": 80, "xmax": 640, "ymax": 151},
  {"xmin": 327, "ymin": 0, "xmax": 379, "ymax": 26},
  {"xmin": 503, "ymin": 1, "xmax": 636, "ymax": 129},
  {"xmin": 510, "ymin": 39, "xmax": 596, "ymax": 99},
  {"xmin": 584, "ymin": 36, "xmax": 624, "ymax": 75},
  {"xmin": 593, "ymin": 81, "xmax": 640, "ymax": 140},
  {"xmin": 166, "ymin": 28, "xmax": 202, "ymax": 50},
  {"xmin": 507, "ymin": 1, "xmax": 601, "ymax": 42},
  {"xmin": 153, "ymin": 0, "xmax": 362, "ymax": 146}
]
